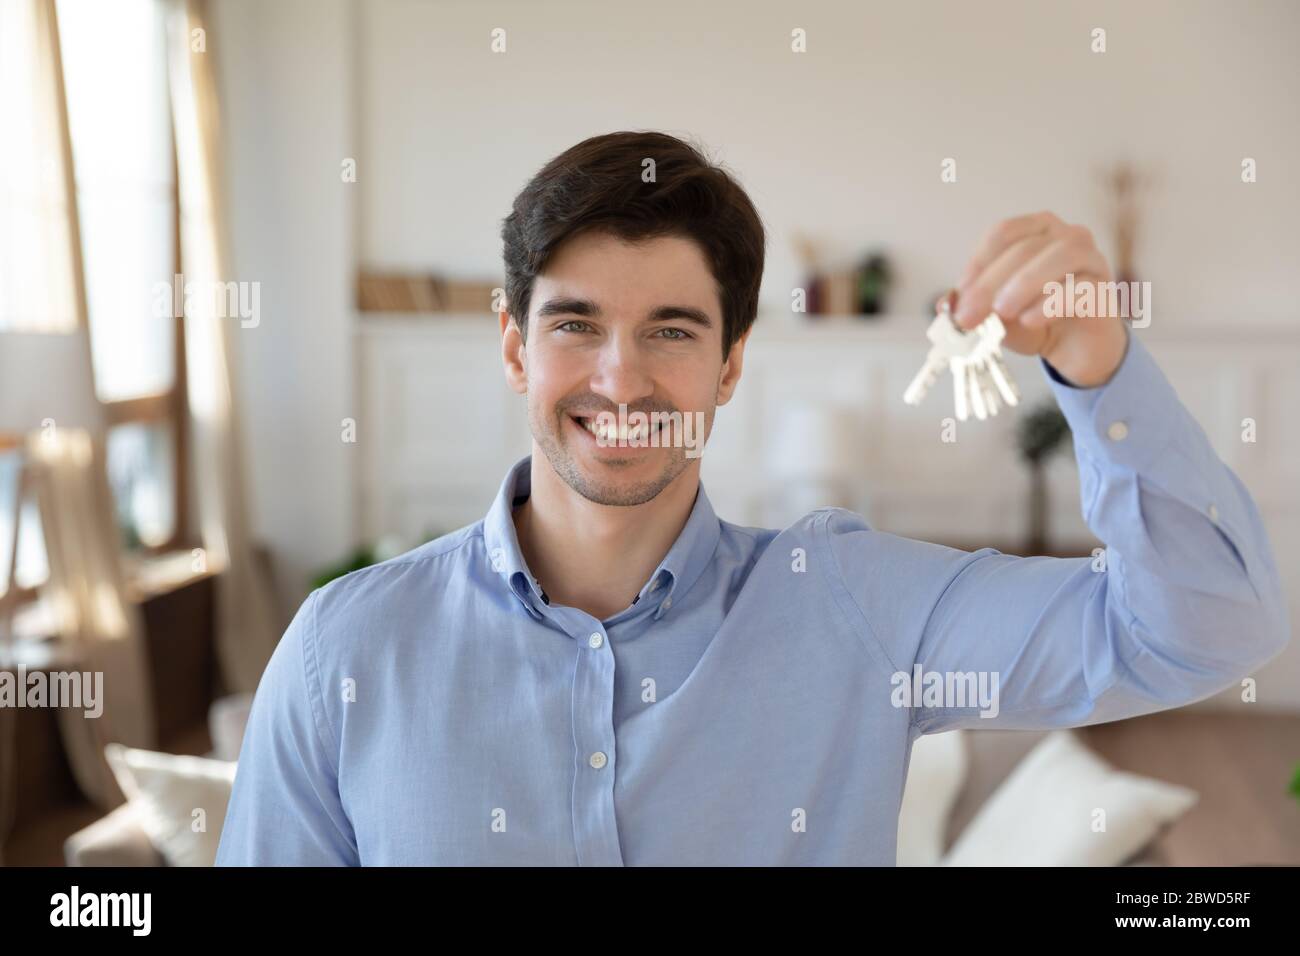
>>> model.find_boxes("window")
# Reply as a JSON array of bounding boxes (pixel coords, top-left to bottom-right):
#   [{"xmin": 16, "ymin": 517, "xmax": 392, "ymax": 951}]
[
  {"xmin": 0, "ymin": 0, "xmax": 190, "ymax": 602},
  {"xmin": 57, "ymin": 0, "xmax": 176, "ymax": 403},
  {"xmin": 57, "ymin": 0, "xmax": 189, "ymax": 552}
]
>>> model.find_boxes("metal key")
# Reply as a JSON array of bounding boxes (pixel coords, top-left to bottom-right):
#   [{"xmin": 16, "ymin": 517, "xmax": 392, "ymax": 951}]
[
  {"xmin": 964, "ymin": 313, "xmax": 1020, "ymax": 417},
  {"xmin": 903, "ymin": 297, "xmax": 1020, "ymax": 421},
  {"xmin": 903, "ymin": 299, "xmax": 975, "ymax": 406}
]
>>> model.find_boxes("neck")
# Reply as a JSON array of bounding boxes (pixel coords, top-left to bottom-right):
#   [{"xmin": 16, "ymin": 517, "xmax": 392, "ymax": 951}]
[{"xmin": 513, "ymin": 451, "xmax": 700, "ymax": 621}]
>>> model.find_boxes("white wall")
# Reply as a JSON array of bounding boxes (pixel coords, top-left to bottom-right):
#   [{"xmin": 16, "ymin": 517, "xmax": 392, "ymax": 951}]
[
  {"xmin": 208, "ymin": 0, "xmax": 1300, "ymax": 705},
  {"xmin": 360, "ymin": 0, "xmax": 1300, "ymax": 328},
  {"xmin": 351, "ymin": 0, "xmax": 1299, "ymax": 710},
  {"xmin": 211, "ymin": 0, "xmax": 356, "ymax": 623}
]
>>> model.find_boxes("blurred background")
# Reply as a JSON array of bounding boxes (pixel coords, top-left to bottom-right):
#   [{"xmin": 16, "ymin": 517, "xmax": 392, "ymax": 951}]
[{"xmin": 1, "ymin": 0, "xmax": 1297, "ymax": 866}]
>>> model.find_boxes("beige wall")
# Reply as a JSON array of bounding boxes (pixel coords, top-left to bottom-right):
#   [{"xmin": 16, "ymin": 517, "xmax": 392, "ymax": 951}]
[
  {"xmin": 213, "ymin": 0, "xmax": 356, "ymax": 622},
  {"xmin": 360, "ymin": 0, "xmax": 1300, "ymax": 328},
  {"xmin": 210, "ymin": 0, "xmax": 1299, "ymax": 711}
]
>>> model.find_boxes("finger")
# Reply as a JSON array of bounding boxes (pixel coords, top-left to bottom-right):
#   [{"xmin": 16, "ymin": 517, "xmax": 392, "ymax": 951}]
[
  {"xmin": 934, "ymin": 287, "xmax": 958, "ymax": 316},
  {"xmin": 993, "ymin": 226, "xmax": 1110, "ymax": 328},
  {"xmin": 954, "ymin": 232, "xmax": 1055, "ymax": 329},
  {"xmin": 956, "ymin": 211, "xmax": 1063, "ymax": 291},
  {"xmin": 1020, "ymin": 269, "xmax": 1110, "ymax": 331},
  {"xmin": 1015, "ymin": 298, "xmax": 1050, "ymax": 328},
  {"xmin": 987, "ymin": 307, "xmax": 1047, "ymax": 356}
]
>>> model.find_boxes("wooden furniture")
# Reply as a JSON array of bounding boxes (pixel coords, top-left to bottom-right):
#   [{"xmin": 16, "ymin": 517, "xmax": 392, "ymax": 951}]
[{"xmin": 1, "ymin": 567, "xmax": 217, "ymax": 866}]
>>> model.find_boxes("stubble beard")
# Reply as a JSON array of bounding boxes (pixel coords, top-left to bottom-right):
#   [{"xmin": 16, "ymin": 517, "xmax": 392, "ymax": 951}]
[{"xmin": 532, "ymin": 405, "xmax": 692, "ymax": 507}]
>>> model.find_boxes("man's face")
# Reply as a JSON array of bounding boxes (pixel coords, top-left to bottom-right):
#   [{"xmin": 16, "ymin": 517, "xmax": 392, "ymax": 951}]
[{"xmin": 501, "ymin": 230, "xmax": 746, "ymax": 507}]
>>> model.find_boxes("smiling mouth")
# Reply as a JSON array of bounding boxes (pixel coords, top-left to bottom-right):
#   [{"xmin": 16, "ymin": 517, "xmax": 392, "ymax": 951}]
[{"xmin": 570, "ymin": 414, "xmax": 667, "ymax": 445}]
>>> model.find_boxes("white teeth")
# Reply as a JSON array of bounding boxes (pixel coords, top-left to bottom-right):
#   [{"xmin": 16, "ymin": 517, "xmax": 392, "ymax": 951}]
[{"xmin": 579, "ymin": 417, "xmax": 658, "ymax": 444}]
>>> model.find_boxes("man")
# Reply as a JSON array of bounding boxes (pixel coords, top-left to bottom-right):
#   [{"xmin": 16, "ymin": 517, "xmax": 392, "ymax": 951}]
[{"xmin": 216, "ymin": 131, "xmax": 1289, "ymax": 866}]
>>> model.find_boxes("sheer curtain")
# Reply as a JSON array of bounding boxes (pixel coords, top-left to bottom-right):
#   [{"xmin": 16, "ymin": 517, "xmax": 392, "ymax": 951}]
[
  {"xmin": 165, "ymin": 0, "xmax": 280, "ymax": 694},
  {"xmin": 31, "ymin": 424, "xmax": 159, "ymax": 809},
  {"xmin": 0, "ymin": 0, "xmax": 78, "ymax": 332}
]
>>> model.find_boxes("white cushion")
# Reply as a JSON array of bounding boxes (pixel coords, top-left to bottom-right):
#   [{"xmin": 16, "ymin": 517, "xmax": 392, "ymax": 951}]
[
  {"xmin": 208, "ymin": 692, "xmax": 254, "ymax": 762},
  {"xmin": 104, "ymin": 743, "xmax": 237, "ymax": 867},
  {"xmin": 941, "ymin": 730, "xmax": 1197, "ymax": 866},
  {"xmin": 896, "ymin": 730, "xmax": 968, "ymax": 866}
]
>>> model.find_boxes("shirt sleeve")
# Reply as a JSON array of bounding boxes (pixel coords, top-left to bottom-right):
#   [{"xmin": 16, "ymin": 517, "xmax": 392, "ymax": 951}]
[
  {"xmin": 822, "ymin": 327, "xmax": 1291, "ymax": 735},
  {"xmin": 214, "ymin": 589, "xmax": 359, "ymax": 865}
]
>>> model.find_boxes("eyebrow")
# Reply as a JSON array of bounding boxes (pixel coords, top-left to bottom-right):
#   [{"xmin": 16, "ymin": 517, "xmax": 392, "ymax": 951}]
[{"xmin": 534, "ymin": 296, "xmax": 714, "ymax": 330}]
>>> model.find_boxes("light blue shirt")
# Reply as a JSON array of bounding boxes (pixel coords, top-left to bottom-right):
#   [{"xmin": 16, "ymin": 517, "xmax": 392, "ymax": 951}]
[{"xmin": 215, "ymin": 332, "xmax": 1289, "ymax": 865}]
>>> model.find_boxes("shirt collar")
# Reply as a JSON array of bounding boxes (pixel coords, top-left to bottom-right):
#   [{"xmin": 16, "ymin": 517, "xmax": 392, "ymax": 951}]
[{"xmin": 482, "ymin": 454, "xmax": 722, "ymax": 624}]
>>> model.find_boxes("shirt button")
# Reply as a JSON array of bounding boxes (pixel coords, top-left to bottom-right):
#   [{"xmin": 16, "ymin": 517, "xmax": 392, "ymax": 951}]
[
  {"xmin": 662, "ymin": 597, "xmax": 672, "ymax": 610},
  {"xmin": 1107, "ymin": 421, "xmax": 1129, "ymax": 441},
  {"xmin": 650, "ymin": 578, "xmax": 661, "ymax": 591},
  {"xmin": 588, "ymin": 632, "xmax": 603, "ymax": 649},
  {"xmin": 1208, "ymin": 503, "xmax": 1219, "ymax": 522},
  {"xmin": 589, "ymin": 751, "xmax": 607, "ymax": 770}
]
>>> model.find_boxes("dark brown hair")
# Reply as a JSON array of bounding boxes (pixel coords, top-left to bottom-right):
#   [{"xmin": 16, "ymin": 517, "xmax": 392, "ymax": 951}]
[{"xmin": 501, "ymin": 131, "xmax": 766, "ymax": 356}]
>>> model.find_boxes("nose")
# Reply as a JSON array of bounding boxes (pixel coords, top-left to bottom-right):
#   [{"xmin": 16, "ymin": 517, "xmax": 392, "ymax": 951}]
[{"xmin": 589, "ymin": 336, "xmax": 655, "ymax": 409}]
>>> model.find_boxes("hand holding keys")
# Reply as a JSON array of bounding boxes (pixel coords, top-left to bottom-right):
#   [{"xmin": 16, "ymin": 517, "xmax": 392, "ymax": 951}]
[{"xmin": 903, "ymin": 292, "xmax": 1020, "ymax": 421}]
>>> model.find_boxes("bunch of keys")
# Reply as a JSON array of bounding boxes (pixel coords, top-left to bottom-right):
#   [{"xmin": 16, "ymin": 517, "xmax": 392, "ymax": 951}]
[{"xmin": 902, "ymin": 292, "xmax": 1020, "ymax": 421}]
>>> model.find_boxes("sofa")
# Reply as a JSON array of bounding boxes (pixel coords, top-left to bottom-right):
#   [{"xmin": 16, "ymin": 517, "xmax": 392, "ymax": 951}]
[{"xmin": 66, "ymin": 696, "xmax": 1183, "ymax": 866}]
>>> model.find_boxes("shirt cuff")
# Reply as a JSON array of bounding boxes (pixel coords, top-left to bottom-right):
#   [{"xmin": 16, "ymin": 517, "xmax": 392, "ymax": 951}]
[
  {"xmin": 1040, "ymin": 326, "xmax": 1177, "ymax": 476},
  {"xmin": 1040, "ymin": 323, "xmax": 1131, "ymax": 391}
]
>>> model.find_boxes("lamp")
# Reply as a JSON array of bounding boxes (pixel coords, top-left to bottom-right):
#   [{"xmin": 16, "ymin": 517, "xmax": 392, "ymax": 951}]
[
  {"xmin": 0, "ymin": 329, "xmax": 103, "ymax": 434},
  {"xmin": 0, "ymin": 327, "xmax": 104, "ymax": 642}
]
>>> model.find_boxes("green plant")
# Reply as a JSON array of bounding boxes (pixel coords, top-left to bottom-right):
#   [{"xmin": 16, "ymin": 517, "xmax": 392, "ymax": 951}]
[
  {"xmin": 1017, "ymin": 403, "xmax": 1071, "ymax": 465},
  {"xmin": 856, "ymin": 253, "xmax": 892, "ymax": 314},
  {"xmin": 310, "ymin": 546, "xmax": 377, "ymax": 590},
  {"xmin": 309, "ymin": 527, "xmax": 442, "ymax": 589}
]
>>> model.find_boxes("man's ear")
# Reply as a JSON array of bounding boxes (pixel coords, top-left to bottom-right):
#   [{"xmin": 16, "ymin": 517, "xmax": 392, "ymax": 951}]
[
  {"xmin": 715, "ymin": 328, "xmax": 751, "ymax": 406},
  {"xmin": 501, "ymin": 309, "xmax": 527, "ymax": 394}
]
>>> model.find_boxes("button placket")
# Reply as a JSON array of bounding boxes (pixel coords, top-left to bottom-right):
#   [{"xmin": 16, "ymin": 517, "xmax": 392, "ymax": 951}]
[{"xmin": 569, "ymin": 621, "xmax": 623, "ymax": 865}]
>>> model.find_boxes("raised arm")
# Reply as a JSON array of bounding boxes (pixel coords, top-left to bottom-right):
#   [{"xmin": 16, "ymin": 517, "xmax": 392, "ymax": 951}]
[
  {"xmin": 822, "ymin": 212, "xmax": 1289, "ymax": 734},
  {"xmin": 825, "ymin": 327, "xmax": 1288, "ymax": 734}
]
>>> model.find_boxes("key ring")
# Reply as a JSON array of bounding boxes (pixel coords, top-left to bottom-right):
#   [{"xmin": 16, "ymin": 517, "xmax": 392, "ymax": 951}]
[{"xmin": 936, "ymin": 288, "xmax": 962, "ymax": 330}]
